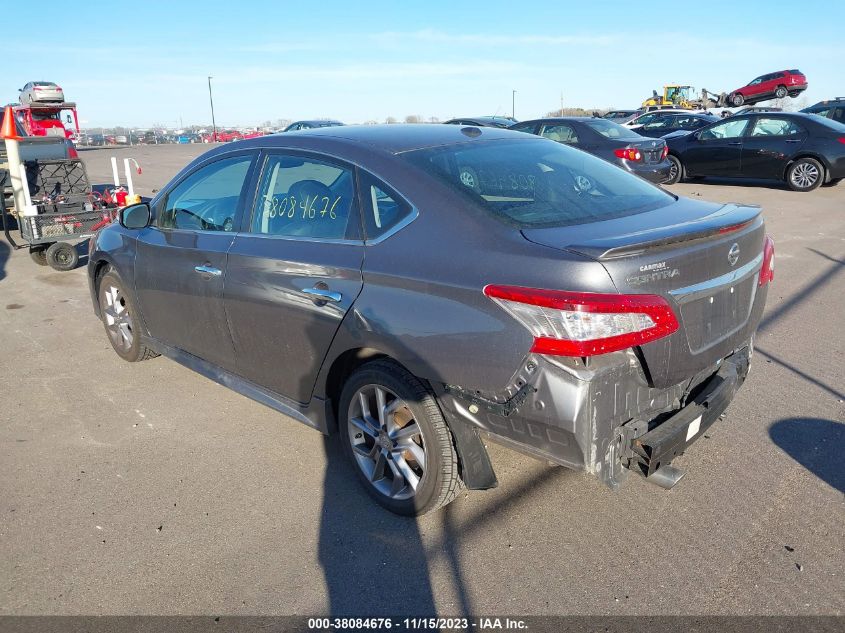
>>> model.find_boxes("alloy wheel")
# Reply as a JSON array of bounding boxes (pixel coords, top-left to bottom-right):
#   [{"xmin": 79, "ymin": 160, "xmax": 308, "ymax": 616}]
[
  {"xmin": 791, "ymin": 162, "xmax": 819, "ymax": 189},
  {"xmin": 102, "ymin": 285, "xmax": 134, "ymax": 351},
  {"xmin": 347, "ymin": 384, "xmax": 426, "ymax": 500}
]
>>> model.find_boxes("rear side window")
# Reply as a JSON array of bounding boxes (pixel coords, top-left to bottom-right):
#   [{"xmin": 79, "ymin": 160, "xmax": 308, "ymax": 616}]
[
  {"xmin": 509, "ymin": 122, "xmax": 536, "ymax": 133},
  {"xmin": 584, "ymin": 119, "xmax": 641, "ymax": 139},
  {"xmin": 403, "ymin": 138, "xmax": 673, "ymax": 229},
  {"xmin": 359, "ymin": 173, "xmax": 414, "ymax": 241},
  {"xmin": 159, "ymin": 155, "xmax": 252, "ymax": 231},
  {"xmin": 251, "ymin": 154, "xmax": 356, "ymax": 240},
  {"xmin": 750, "ymin": 118, "xmax": 803, "ymax": 136},
  {"xmin": 540, "ymin": 123, "xmax": 579, "ymax": 144}
]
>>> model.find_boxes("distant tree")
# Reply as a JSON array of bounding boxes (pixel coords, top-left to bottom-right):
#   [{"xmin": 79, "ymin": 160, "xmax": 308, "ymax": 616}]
[
  {"xmin": 429, "ymin": 116, "xmax": 440, "ymax": 123},
  {"xmin": 545, "ymin": 107, "xmax": 600, "ymax": 117},
  {"xmin": 385, "ymin": 116, "xmax": 398, "ymax": 124},
  {"xmin": 404, "ymin": 115, "xmax": 422, "ymax": 123}
]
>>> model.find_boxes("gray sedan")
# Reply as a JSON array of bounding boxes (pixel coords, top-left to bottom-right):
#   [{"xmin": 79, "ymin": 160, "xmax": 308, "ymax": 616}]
[
  {"xmin": 19, "ymin": 81, "xmax": 65, "ymax": 104},
  {"xmin": 87, "ymin": 125, "xmax": 772, "ymax": 515}
]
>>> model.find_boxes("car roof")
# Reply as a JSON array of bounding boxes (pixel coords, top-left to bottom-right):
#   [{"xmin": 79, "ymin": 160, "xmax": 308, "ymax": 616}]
[{"xmin": 245, "ymin": 123, "xmax": 523, "ymax": 154}]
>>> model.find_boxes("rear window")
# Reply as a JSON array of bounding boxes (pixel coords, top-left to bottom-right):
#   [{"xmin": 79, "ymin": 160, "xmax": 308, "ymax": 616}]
[
  {"xmin": 583, "ymin": 119, "xmax": 642, "ymax": 140},
  {"xmin": 402, "ymin": 139, "xmax": 674, "ymax": 229}
]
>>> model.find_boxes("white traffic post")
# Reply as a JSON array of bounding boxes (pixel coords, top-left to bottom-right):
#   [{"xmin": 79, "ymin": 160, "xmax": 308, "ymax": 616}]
[
  {"xmin": 123, "ymin": 158, "xmax": 134, "ymax": 198},
  {"xmin": 19, "ymin": 163, "xmax": 38, "ymax": 216},
  {"xmin": 110, "ymin": 156, "xmax": 120, "ymax": 188},
  {"xmin": 4, "ymin": 137, "xmax": 27, "ymax": 214}
]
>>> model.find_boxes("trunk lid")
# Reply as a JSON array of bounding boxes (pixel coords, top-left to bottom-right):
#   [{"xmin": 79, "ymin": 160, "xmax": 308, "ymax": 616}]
[{"xmin": 522, "ymin": 198, "xmax": 767, "ymax": 387}]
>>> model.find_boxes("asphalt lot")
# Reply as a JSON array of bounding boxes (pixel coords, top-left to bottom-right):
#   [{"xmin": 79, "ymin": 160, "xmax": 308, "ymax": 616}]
[{"xmin": 1, "ymin": 144, "xmax": 843, "ymax": 616}]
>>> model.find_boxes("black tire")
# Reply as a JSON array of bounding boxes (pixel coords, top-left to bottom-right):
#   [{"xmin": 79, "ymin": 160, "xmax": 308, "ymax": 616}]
[
  {"xmin": 786, "ymin": 157, "xmax": 824, "ymax": 192},
  {"xmin": 665, "ymin": 155, "xmax": 684, "ymax": 185},
  {"xmin": 45, "ymin": 242, "xmax": 79, "ymax": 271},
  {"xmin": 774, "ymin": 85, "xmax": 788, "ymax": 99},
  {"xmin": 822, "ymin": 177, "xmax": 842, "ymax": 187},
  {"xmin": 338, "ymin": 359, "xmax": 462, "ymax": 516},
  {"xmin": 730, "ymin": 92, "xmax": 744, "ymax": 107},
  {"xmin": 29, "ymin": 246, "xmax": 48, "ymax": 266},
  {"xmin": 97, "ymin": 270, "xmax": 159, "ymax": 362}
]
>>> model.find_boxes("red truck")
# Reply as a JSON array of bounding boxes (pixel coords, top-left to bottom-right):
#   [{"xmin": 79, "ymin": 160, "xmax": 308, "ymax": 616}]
[{"xmin": 12, "ymin": 102, "xmax": 80, "ymax": 139}]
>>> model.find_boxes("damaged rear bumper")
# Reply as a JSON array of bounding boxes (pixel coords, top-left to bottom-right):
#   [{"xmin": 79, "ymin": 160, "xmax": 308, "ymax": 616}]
[{"xmin": 435, "ymin": 342, "xmax": 752, "ymax": 491}]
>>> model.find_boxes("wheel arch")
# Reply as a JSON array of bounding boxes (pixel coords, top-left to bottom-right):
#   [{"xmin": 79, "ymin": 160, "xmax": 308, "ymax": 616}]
[
  {"xmin": 783, "ymin": 153, "xmax": 829, "ymax": 181},
  {"xmin": 320, "ymin": 345, "xmax": 498, "ymax": 490}
]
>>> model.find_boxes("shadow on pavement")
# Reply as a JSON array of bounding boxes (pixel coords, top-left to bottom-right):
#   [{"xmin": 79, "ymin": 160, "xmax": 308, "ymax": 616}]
[
  {"xmin": 769, "ymin": 418, "xmax": 845, "ymax": 494},
  {"xmin": 0, "ymin": 237, "xmax": 8, "ymax": 282}
]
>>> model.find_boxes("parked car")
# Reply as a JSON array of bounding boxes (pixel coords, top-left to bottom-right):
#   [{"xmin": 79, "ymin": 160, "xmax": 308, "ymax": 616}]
[
  {"xmin": 176, "ymin": 133, "xmax": 200, "ymax": 144},
  {"xmin": 281, "ymin": 120, "xmax": 344, "ymax": 132},
  {"xmin": 19, "ymin": 81, "xmax": 65, "ymax": 104},
  {"xmin": 663, "ymin": 112, "xmax": 845, "ymax": 190},
  {"xmin": 443, "ymin": 116, "xmax": 517, "ymax": 128},
  {"xmin": 623, "ymin": 109, "xmax": 703, "ymax": 128},
  {"xmin": 602, "ymin": 110, "xmax": 639, "ymax": 123},
  {"xmin": 115, "ymin": 135, "xmax": 128, "ymax": 145},
  {"xmin": 728, "ymin": 70, "xmax": 807, "ymax": 107},
  {"xmin": 87, "ymin": 125, "xmax": 773, "ymax": 514},
  {"xmin": 510, "ymin": 117, "xmax": 672, "ymax": 183},
  {"xmin": 630, "ymin": 112, "xmax": 719, "ymax": 138},
  {"xmin": 801, "ymin": 98, "xmax": 845, "ymax": 125},
  {"xmin": 88, "ymin": 134, "xmax": 105, "ymax": 146}
]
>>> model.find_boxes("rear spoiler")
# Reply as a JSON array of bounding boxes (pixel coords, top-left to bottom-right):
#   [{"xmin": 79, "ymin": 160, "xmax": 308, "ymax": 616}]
[{"xmin": 566, "ymin": 204, "xmax": 763, "ymax": 260}]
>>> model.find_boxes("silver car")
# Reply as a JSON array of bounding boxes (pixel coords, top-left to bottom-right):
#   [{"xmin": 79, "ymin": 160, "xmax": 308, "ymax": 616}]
[{"xmin": 19, "ymin": 81, "xmax": 65, "ymax": 104}]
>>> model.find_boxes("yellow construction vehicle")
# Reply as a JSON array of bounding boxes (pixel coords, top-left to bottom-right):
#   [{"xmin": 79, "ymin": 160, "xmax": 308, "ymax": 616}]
[
  {"xmin": 642, "ymin": 85, "xmax": 730, "ymax": 110},
  {"xmin": 642, "ymin": 85, "xmax": 698, "ymax": 109}
]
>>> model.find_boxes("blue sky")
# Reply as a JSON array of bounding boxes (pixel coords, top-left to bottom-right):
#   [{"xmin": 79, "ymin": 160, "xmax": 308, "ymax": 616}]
[{"xmin": 2, "ymin": 0, "xmax": 843, "ymax": 128}]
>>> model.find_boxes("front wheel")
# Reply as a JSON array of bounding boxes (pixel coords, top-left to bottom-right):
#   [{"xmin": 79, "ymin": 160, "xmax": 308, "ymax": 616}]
[
  {"xmin": 774, "ymin": 86, "xmax": 788, "ymax": 99},
  {"xmin": 731, "ymin": 92, "xmax": 744, "ymax": 107},
  {"xmin": 665, "ymin": 155, "xmax": 684, "ymax": 185},
  {"xmin": 338, "ymin": 359, "xmax": 462, "ymax": 516},
  {"xmin": 786, "ymin": 158, "xmax": 824, "ymax": 192},
  {"xmin": 97, "ymin": 270, "xmax": 159, "ymax": 362}
]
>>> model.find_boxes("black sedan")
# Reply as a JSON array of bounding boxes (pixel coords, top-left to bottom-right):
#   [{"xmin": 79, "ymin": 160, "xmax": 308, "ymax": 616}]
[
  {"xmin": 663, "ymin": 112, "xmax": 845, "ymax": 191},
  {"xmin": 510, "ymin": 117, "xmax": 672, "ymax": 183},
  {"xmin": 629, "ymin": 112, "xmax": 719, "ymax": 138}
]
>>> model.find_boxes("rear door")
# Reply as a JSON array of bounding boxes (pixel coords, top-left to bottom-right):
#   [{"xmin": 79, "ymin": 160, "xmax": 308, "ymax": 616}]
[
  {"xmin": 223, "ymin": 151, "xmax": 365, "ymax": 404},
  {"xmin": 682, "ymin": 117, "xmax": 749, "ymax": 177},
  {"xmin": 134, "ymin": 152, "xmax": 256, "ymax": 369},
  {"xmin": 741, "ymin": 116, "xmax": 807, "ymax": 179}
]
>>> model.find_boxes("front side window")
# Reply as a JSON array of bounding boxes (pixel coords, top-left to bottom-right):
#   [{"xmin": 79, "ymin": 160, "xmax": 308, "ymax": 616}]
[
  {"xmin": 251, "ymin": 154, "xmax": 356, "ymax": 240},
  {"xmin": 699, "ymin": 118, "xmax": 749, "ymax": 140},
  {"xmin": 540, "ymin": 124, "xmax": 579, "ymax": 144},
  {"xmin": 159, "ymin": 155, "xmax": 252, "ymax": 231},
  {"xmin": 750, "ymin": 118, "xmax": 803, "ymax": 137},
  {"xmin": 404, "ymin": 138, "xmax": 674, "ymax": 229}
]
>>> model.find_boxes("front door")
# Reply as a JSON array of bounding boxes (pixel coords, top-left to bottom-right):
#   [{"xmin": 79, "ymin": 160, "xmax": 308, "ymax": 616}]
[
  {"xmin": 134, "ymin": 153, "xmax": 256, "ymax": 369},
  {"xmin": 741, "ymin": 116, "xmax": 807, "ymax": 179},
  {"xmin": 683, "ymin": 117, "xmax": 749, "ymax": 177},
  {"xmin": 224, "ymin": 152, "xmax": 365, "ymax": 404}
]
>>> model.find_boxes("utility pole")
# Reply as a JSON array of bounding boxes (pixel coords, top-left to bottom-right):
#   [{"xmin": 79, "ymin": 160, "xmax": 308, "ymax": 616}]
[
  {"xmin": 560, "ymin": 92, "xmax": 564, "ymax": 115},
  {"xmin": 512, "ymin": 89, "xmax": 516, "ymax": 119},
  {"xmin": 208, "ymin": 76, "xmax": 218, "ymax": 142}
]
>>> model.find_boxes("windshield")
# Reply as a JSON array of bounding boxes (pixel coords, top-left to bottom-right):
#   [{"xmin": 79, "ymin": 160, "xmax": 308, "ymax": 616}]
[
  {"xmin": 583, "ymin": 119, "xmax": 643, "ymax": 139},
  {"xmin": 403, "ymin": 138, "xmax": 674, "ymax": 228}
]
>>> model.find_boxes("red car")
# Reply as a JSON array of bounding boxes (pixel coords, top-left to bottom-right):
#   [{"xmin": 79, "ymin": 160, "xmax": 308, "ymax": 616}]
[{"xmin": 729, "ymin": 69, "xmax": 807, "ymax": 107}]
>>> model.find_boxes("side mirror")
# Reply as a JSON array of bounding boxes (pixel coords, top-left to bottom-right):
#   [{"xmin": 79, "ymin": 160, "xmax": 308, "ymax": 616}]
[{"xmin": 119, "ymin": 203, "xmax": 151, "ymax": 229}]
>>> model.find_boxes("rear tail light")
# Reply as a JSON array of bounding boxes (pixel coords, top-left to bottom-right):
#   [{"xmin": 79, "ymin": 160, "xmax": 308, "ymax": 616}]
[
  {"xmin": 614, "ymin": 147, "xmax": 642, "ymax": 161},
  {"xmin": 661, "ymin": 145, "xmax": 669, "ymax": 159},
  {"xmin": 484, "ymin": 285, "xmax": 679, "ymax": 357},
  {"xmin": 837, "ymin": 138, "xmax": 845, "ymax": 145},
  {"xmin": 759, "ymin": 235, "xmax": 775, "ymax": 286}
]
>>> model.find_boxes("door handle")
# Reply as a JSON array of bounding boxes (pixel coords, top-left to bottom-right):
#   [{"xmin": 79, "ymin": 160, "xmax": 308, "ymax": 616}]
[
  {"xmin": 302, "ymin": 287, "xmax": 342, "ymax": 303},
  {"xmin": 727, "ymin": 142, "xmax": 742, "ymax": 146},
  {"xmin": 194, "ymin": 265, "xmax": 222, "ymax": 276},
  {"xmin": 785, "ymin": 139, "xmax": 802, "ymax": 143}
]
